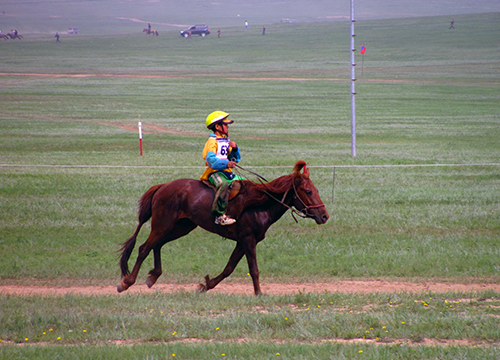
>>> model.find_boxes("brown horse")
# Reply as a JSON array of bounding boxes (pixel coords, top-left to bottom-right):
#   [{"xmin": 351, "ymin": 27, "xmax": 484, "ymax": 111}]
[
  {"xmin": 7, "ymin": 33, "xmax": 23, "ymax": 40},
  {"xmin": 118, "ymin": 160, "xmax": 329, "ymax": 295},
  {"xmin": 0, "ymin": 34, "xmax": 9, "ymax": 40},
  {"xmin": 143, "ymin": 28, "xmax": 158, "ymax": 36}
]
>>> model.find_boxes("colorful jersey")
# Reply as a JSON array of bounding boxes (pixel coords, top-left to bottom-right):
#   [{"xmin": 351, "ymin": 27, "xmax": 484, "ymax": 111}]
[{"xmin": 200, "ymin": 134, "xmax": 241, "ymax": 181}]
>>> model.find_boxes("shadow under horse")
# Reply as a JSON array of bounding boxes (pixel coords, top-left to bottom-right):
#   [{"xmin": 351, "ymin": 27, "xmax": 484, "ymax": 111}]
[{"xmin": 118, "ymin": 160, "xmax": 329, "ymax": 295}]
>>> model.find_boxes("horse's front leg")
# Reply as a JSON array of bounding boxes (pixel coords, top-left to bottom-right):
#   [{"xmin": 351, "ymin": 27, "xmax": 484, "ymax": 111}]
[
  {"xmin": 146, "ymin": 245, "xmax": 162, "ymax": 288},
  {"xmin": 244, "ymin": 239, "xmax": 262, "ymax": 295},
  {"xmin": 199, "ymin": 242, "xmax": 245, "ymax": 292}
]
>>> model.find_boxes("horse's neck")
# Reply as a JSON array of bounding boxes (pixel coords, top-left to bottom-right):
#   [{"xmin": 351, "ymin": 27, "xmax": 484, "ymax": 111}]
[{"xmin": 239, "ymin": 176, "xmax": 294, "ymax": 221}]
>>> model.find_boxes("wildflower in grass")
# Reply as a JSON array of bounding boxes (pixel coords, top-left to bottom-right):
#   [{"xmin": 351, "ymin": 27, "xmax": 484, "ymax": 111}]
[
  {"xmin": 172, "ymin": 354, "xmax": 175, "ymax": 357},
  {"xmin": 57, "ymin": 337, "xmax": 61, "ymax": 340},
  {"xmin": 172, "ymin": 331, "xmax": 177, "ymax": 335},
  {"xmin": 358, "ymin": 350, "xmax": 363, "ymax": 353},
  {"xmin": 49, "ymin": 329, "xmax": 53, "ymax": 332},
  {"xmin": 25, "ymin": 338, "xmax": 28, "ymax": 341},
  {"xmin": 216, "ymin": 327, "xmax": 220, "ymax": 331},
  {"xmin": 83, "ymin": 330, "xmax": 87, "ymax": 333},
  {"xmin": 276, "ymin": 353, "xmax": 280, "ymax": 356}
]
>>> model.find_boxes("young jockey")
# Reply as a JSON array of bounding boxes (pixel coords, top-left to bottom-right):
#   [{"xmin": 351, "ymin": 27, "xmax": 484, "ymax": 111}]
[{"xmin": 201, "ymin": 111, "xmax": 245, "ymax": 226}]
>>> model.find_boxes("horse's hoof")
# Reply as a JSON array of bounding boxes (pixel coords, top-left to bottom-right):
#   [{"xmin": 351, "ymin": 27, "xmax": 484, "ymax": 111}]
[
  {"xmin": 117, "ymin": 283, "xmax": 128, "ymax": 293},
  {"xmin": 197, "ymin": 284, "xmax": 207, "ymax": 293},
  {"xmin": 146, "ymin": 278, "xmax": 155, "ymax": 288}
]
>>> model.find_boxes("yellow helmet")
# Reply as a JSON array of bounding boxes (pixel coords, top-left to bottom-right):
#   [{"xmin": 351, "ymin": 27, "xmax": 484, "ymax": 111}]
[{"xmin": 206, "ymin": 110, "xmax": 234, "ymax": 128}]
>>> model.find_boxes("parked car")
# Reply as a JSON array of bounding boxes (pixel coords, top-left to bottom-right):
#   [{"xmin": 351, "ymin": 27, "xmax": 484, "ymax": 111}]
[
  {"xmin": 180, "ymin": 25, "xmax": 210, "ymax": 38},
  {"xmin": 67, "ymin": 28, "xmax": 80, "ymax": 34}
]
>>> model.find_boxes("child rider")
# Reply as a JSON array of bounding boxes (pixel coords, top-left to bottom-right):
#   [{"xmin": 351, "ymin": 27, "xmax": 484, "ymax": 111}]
[{"xmin": 201, "ymin": 111, "xmax": 245, "ymax": 226}]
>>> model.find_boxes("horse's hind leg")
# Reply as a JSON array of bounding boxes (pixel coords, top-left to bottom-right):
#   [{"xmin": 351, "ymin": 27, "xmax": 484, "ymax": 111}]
[
  {"xmin": 145, "ymin": 219, "xmax": 197, "ymax": 289},
  {"xmin": 199, "ymin": 242, "xmax": 245, "ymax": 292},
  {"xmin": 146, "ymin": 245, "xmax": 162, "ymax": 288},
  {"xmin": 119, "ymin": 237, "xmax": 156, "ymax": 292}
]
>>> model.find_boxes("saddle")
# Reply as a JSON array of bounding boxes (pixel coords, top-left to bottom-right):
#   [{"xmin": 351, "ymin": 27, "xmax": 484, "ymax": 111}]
[{"xmin": 202, "ymin": 180, "xmax": 242, "ymax": 200}]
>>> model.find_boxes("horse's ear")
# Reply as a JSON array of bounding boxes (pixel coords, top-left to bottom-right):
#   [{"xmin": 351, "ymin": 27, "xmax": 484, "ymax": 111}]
[{"xmin": 293, "ymin": 160, "xmax": 309, "ymax": 179}]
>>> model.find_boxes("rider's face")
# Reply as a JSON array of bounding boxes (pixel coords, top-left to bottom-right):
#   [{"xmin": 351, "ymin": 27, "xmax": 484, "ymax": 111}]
[{"xmin": 216, "ymin": 123, "xmax": 229, "ymax": 135}]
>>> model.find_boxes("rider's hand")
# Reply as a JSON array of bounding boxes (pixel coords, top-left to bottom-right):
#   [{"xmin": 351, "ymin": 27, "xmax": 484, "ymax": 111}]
[
  {"xmin": 227, "ymin": 161, "xmax": 237, "ymax": 169},
  {"xmin": 229, "ymin": 141, "xmax": 237, "ymax": 149}
]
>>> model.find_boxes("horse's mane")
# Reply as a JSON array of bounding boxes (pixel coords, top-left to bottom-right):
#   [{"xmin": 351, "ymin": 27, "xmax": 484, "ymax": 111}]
[
  {"xmin": 235, "ymin": 160, "xmax": 308, "ymax": 211},
  {"xmin": 258, "ymin": 174, "xmax": 294, "ymax": 195},
  {"xmin": 255, "ymin": 160, "xmax": 308, "ymax": 195}
]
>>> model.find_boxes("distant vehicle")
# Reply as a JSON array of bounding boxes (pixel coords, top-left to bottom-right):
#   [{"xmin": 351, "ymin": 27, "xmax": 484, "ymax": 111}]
[
  {"xmin": 180, "ymin": 25, "xmax": 210, "ymax": 38},
  {"xmin": 67, "ymin": 28, "xmax": 80, "ymax": 34}
]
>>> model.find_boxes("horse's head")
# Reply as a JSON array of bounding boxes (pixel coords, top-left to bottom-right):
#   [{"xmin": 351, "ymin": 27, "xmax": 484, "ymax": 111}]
[{"xmin": 291, "ymin": 161, "xmax": 329, "ymax": 224}]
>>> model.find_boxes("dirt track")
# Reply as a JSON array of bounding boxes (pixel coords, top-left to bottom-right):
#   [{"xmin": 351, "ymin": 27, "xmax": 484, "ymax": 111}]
[{"xmin": 2, "ymin": 280, "xmax": 500, "ymax": 297}]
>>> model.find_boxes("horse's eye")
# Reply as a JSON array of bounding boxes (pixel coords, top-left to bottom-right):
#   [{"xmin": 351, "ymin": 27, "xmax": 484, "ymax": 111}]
[{"xmin": 304, "ymin": 189, "xmax": 313, "ymax": 196}]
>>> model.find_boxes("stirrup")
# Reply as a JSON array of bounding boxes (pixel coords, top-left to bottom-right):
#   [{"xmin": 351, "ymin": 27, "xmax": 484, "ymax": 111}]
[{"xmin": 215, "ymin": 214, "xmax": 236, "ymax": 226}]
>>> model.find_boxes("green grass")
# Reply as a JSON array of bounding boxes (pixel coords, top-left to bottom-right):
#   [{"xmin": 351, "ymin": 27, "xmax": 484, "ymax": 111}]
[
  {"xmin": 0, "ymin": 3, "xmax": 499, "ymax": 358},
  {"xmin": 2, "ymin": 342, "xmax": 498, "ymax": 360},
  {"xmin": 1, "ymin": 164, "xmax": 498, "ymax": 282},
  {"xmin": 1, "ymin": 291, "xmax": 500, "ymax": 358}
]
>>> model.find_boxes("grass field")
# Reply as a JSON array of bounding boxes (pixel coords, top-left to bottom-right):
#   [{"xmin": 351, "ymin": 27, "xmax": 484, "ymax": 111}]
[{"xmin": 1, "ymin": 1, "xmax": 499, "ymax": 358}]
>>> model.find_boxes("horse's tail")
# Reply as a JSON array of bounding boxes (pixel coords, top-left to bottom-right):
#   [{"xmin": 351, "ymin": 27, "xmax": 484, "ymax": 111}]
[{"xmin": 119, "ymin": 184, "xmax": 163, "ymax": 276}]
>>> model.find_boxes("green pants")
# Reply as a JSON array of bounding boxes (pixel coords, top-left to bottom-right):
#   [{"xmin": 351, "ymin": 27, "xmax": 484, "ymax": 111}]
[{"xmin": 209, "ymin": 172, "xmax": 246, "ymax": 217}]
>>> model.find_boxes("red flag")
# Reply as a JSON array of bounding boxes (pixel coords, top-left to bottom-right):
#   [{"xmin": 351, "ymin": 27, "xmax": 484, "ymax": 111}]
[{"xmin": 360, "ymin": 44, "xmax": 366, "ymax": 55}]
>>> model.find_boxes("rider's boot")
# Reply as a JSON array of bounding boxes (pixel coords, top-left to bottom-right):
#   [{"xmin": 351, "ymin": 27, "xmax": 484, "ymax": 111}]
[{"xmin": 215, "ymin": 214, "xmax": 236, "ymax": 226}]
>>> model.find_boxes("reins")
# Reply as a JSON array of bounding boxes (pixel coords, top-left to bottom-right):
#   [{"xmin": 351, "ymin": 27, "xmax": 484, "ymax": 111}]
[
  {"xmin": 233, "ymin": 164, "xmax": 325, "ymax": 223},
  {"xmin": 234, "ymin": 164, "xmax": 268, "ymax": 183}
]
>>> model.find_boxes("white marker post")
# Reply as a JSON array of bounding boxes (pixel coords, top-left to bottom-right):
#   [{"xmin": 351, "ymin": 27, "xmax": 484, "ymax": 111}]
[
  {"xmin": 138, "ymin": 121, "xmax": 143, "ymax": 156},
  {"xmin": 350, "ymin": 0, "xmax": 357, "ymax": 157}
]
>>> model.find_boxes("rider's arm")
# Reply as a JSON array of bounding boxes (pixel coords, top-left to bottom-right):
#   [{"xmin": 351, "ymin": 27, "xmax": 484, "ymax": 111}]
[{"xmin": 206, "ymin": 151, "xmax": 230, "ymax": 170}]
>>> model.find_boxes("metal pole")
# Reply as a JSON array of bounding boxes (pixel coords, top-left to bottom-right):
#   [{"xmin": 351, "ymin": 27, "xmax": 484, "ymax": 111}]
[{"xmin": 350, "ymin": 0, "xmax": 357, "ymax": 157}]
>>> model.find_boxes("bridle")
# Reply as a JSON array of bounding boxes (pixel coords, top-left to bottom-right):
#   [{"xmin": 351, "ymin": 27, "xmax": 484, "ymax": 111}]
[
  {"xmin": 235, "ymin": 164, "xmax": 326, "ymax": 223},
  {"xmin": 289, "ymin": 178, "xmax": 326, "ymax": 221}
]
